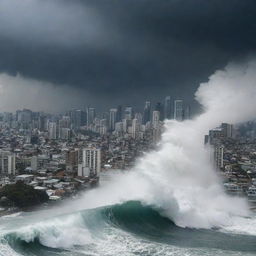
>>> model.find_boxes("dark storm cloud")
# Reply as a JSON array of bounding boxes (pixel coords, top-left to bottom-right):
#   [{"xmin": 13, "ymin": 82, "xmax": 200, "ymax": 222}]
[{"xmin": 0, "ymin": 0, "xmax": 256, "ymax": 110}]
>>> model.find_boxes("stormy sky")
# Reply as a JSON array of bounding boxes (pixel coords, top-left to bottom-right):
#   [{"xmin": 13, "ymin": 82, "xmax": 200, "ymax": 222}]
[{"xmin": 0, "ymin": 0, "xmax": 256, "ymax": 113}]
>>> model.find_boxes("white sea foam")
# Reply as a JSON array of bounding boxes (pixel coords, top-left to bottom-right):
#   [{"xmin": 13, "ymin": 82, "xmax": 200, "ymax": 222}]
[
  {"xmin": 11, "ymin": 212, "xmax": 92, "ymax": 249},
  {"xmin": 2, "ymin": 60, "xmax": 256, "ymax": 244},
  {"xmin": 64, "ymin": 60, "xmax": 256, "ymax": 230}
]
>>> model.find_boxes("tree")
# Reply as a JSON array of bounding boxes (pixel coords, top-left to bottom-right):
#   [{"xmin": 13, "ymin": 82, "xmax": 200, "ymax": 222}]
[{"xmin": 0, "ymin": 181, "xmax": 48, "ymax": 208}]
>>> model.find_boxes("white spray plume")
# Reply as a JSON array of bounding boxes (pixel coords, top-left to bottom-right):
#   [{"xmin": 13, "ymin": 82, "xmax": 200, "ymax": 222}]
[
  {"xmin": 132, "ymin": 60, "xmax": 256, "ymax": 228},
  {"xmin": 6, "ymin": 60, "xmax": 256, "ymax": 233},
  {"xmin": 44, "ymin": 59, "xmax": 255, "ymax": 231}
]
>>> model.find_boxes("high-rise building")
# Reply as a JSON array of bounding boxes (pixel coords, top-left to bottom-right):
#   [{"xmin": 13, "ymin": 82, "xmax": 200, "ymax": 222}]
[
  {"xmin": 221, "ymin": 123, "xmax": 233, "ymax": 138},
  {"xmin": 155, "ymin": 102, "xmax": 164, "ymax": 121},
  {"xmin": 72, "ymin": 109, "xmax": 82, "ymax": 129},
  {"xmin": 116, "ymin": 105, "xmax": 123, "ymax": 122},
  {"xmin": 109, "ymin": 108, "xmax": 118, "ymax": 131},
  {"xmin": 131, "ymin": 118, "xmax": 140, "ymax": 139},
  {"xmin": 0, "ymin": 151, "xmax": 16, "ymax": 176},
  {"xmin": 152, "ymin": 111, "xmax": 162, "ymax": 143},
  {"xmin": 17, "ymin": 109, "xmax": 32, "ymax": 129},
  {"xmin": 152, "ymin": 111, "xmax": 160, "ymax": 128},
  {"xmin": 208, "ymin": 127, "xmax": 223, "ymax": 145},
  {"xmin": 48, "ymin": 122, "xmax": 57, "ymax": 140},
  {"xmin": 124, "ymin": 107, "xmax": 133, "ymax": 120},
  {"xmin": 143, "ymin": 101, "xmax": 151, "ymax": 124},
  {"xmin": 134, "ymin": 113, "xmax": 142, "ymax": 125},
  {"xmin": 59, "ymin": 128, "xmax": 71, "ymax": 140},
  {"xmin": 174, "ymin": 100, "xmax": 184, "ymax": 121},
  {"xmin": 214, "ymin": 145, "xmax": 224, "ymax": 170},
  {"xmin": 39, "ymin": 114, "xmax": 47, "ymax": 131},
  {"xmin": 99, "ymin": 119, "xmax": 108, "ymax": 135},
  {"xmin": 115, "ymin": 122, "xmax": 124, "ymax": 134},
  {"xmin": 184, "ymin": 105, "xmax": 191, "ymax": 120},
  {"xmin": 78, "ymin": 148, "xmax": 101, "ymax": 177},
  {"xmin": 164, "ymin": 96, "xmax": 171, "ymax": 119},
  {"xmin": 87, "ymin": 108, "xmax": 96, "ymax": 126}
]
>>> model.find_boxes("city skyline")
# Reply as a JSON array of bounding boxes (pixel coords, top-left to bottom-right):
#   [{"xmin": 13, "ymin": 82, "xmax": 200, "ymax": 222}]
[
  {"xmin": 0, "ymin": 1, "xmax": 256, "ymax": 113},
  {"xmin": 1, "ymin": 1, "xmax": 256, "ymax": 255}
]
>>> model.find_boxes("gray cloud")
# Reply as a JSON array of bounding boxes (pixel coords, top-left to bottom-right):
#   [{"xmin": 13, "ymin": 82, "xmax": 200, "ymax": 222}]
[{"xmin": 0, "ymin": 0, "xmax": 255, "ymax": 111}]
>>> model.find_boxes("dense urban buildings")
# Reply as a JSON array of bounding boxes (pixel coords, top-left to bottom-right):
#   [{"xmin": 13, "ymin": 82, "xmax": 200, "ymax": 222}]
[
  {"xmin": 0, "ymin": 97, "xmax": 191, "ymax": 202},
  {"xmin": 205, "ymin": 122, "xmax": 256, "ymax": 202}
]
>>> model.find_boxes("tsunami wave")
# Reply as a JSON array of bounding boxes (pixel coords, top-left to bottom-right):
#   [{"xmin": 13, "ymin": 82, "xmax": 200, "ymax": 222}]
[
  {"xmin": 1, "ymin": 201, "xmax": 256, "ymax": 256},
  {"xmin": 2, "ymin": 61, "xmax": 256, "ymax": 256}
]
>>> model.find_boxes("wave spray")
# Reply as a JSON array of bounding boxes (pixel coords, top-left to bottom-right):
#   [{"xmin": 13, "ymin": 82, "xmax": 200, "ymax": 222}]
[{"xmin": 60, "ymin": 60, "xmax": 256, "ymax": 230}]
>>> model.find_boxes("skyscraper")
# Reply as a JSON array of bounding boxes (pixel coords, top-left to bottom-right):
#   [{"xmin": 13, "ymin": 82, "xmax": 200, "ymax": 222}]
[
  {"xmin": 174, "ymin": 100, "xmax": 184, "ymax": 121},
  {"xmin": 184, "ymin": 105, "xmax": 191, "ymax": 120},
  {"xmin": 221, "ymin": 123, "xmax": 233, "ymax": 138},
  {"xmin": 155, "ymin": 102, "xmax": 164, "ymax": 121},
  {"xmin": 131, "ymin": 118, "xmax": 140, "ymax": 139},
  {"xmin": 143, "ymin": 101, "xmax": 151, "ymax": 124},
  {"xmin": 87, "ymin": 108, "xmax": 96, "ymax": 126},
  {"xmin": 116, "ymin": 105, "xmax": 123, "ymax": 122},
  {"xmin": 72, "ymin": 109, "xmax": 82, "ymax": 129},
  {"xmin": 109, "ymin": 108, "xmax": 118, "ymax": 131},
  {"xmin": 152, "ymin": 110, "xmax": 160, "ymax": 128},
  {"xmin": 124, "ymin": 107, "xmax": 133, "ymax": 120},
  {"xmin": 164, "ymin": 96, "xmax": 171, "ymax": 119},
  {"xmin": 48, "ymin": 122, "xmax": 57, "ymax": 140}
]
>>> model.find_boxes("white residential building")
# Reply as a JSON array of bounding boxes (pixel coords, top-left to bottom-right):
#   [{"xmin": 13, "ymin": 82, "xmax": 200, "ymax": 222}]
[
  {"xmin": 78, "ymin": 147, "xmax": 101, "ymax": 177},
  {"xmin": 0, "ymin": 151, "xmax": 16, "ymax": 176}
]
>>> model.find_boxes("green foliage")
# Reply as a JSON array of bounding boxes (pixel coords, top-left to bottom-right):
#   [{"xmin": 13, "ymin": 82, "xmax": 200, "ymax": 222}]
[{"xmin": 0, "ymin": 181, "xmax": 48, "ymax": 208}]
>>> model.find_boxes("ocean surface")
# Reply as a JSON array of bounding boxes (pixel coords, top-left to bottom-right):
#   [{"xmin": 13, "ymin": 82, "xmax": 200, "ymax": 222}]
[{"xmin": 0, "ymin": 173, "xmax": 256, "ymax": 256}]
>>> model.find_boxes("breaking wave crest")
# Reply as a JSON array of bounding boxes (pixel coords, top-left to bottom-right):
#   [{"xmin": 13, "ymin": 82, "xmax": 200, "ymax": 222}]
[{"xmin": 2, "ymin": 201, "xmax": 256, "ymax": 256}]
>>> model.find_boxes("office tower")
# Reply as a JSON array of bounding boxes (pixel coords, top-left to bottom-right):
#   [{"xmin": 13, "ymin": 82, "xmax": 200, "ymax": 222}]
[
  {"xmin": 39, "ymin": 114, "xmax": 47, "ymax": 131},
  {"xmin": 131, "ymin": 118, "xmax": 140, "ymax": 139},
  {"xmin": 164, "ymin": 96, "xmax": 172, "ymax": 119},
  {"xmin": 208, "ymin": 127, "xmax": 223, "ymax": 145},
  {"xmin": 174, "ymin": 100, "xmax": 184, "ymax": 121},
  {"xmin": 48, "ymin": 122, "xmax": 57, "ymax": 140},
  {"xmin": 143, "ymin": 101, "xmax": 151, "ymax": 124},
  {"xmin": 122, "ymin": 119, "xmax": 129, "ymax": 133},
  {"xmin": 152, "ymin": 111, "xmax": 162, "ymax": 143},
  {"xmin": 134, "ymin": 113, "xmax": 142, "ymax": 125},
  {"xmin": 221, "ymin": 123, "xmax": 233, "ymax": 138},
  {"xmin": 214, "ymin": 145, "xmax": 224, "ymax": 170},
  {"xmin": 17, "ymin": 109, "xmax": 32, "ymax": 129},
  {"xmin": 59, "ymin": 116, "xmax": 71, "ymax": 129},
  {"xmin": 0, "ymin": 151, "xmax": 16, "ymax": 176},
  {"xmin": 117, "ymin": 105, "xmax": 123, "ymax": 122},
  {"xmin": 124, "ymin": 107, "xmax": 133, "ymax": 120},
  {"xmin": 87, "ymin": 107, "xmax": 96, "ymax": 126},
  {"xmin": 152, "ymin": 111, "xmax": 160, "ymax": 128},
  {"xmin": 155, "ymin": 102, "xmax": 164, "ymax": 121},
  {"xmin": 78, "ymin": 147, "xmax": 101, "ymax": 177},
  {"xmin": 184, "ymin": 105, "xmax": 191, "ymax": 120},
  {"xmin": 71, "ymin": 109, "xmax": 82, "ymax": 129},
  {"xmin": 81, "ymin": 110, "xmax": 87, "ymax": 126},
  {"xmin": 115, "ymin": 122, "xmax": 124, "ymax": 133},
  {"xmin": 109, "ymin": 108, "xmax": 118, "ymax": 131}
]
